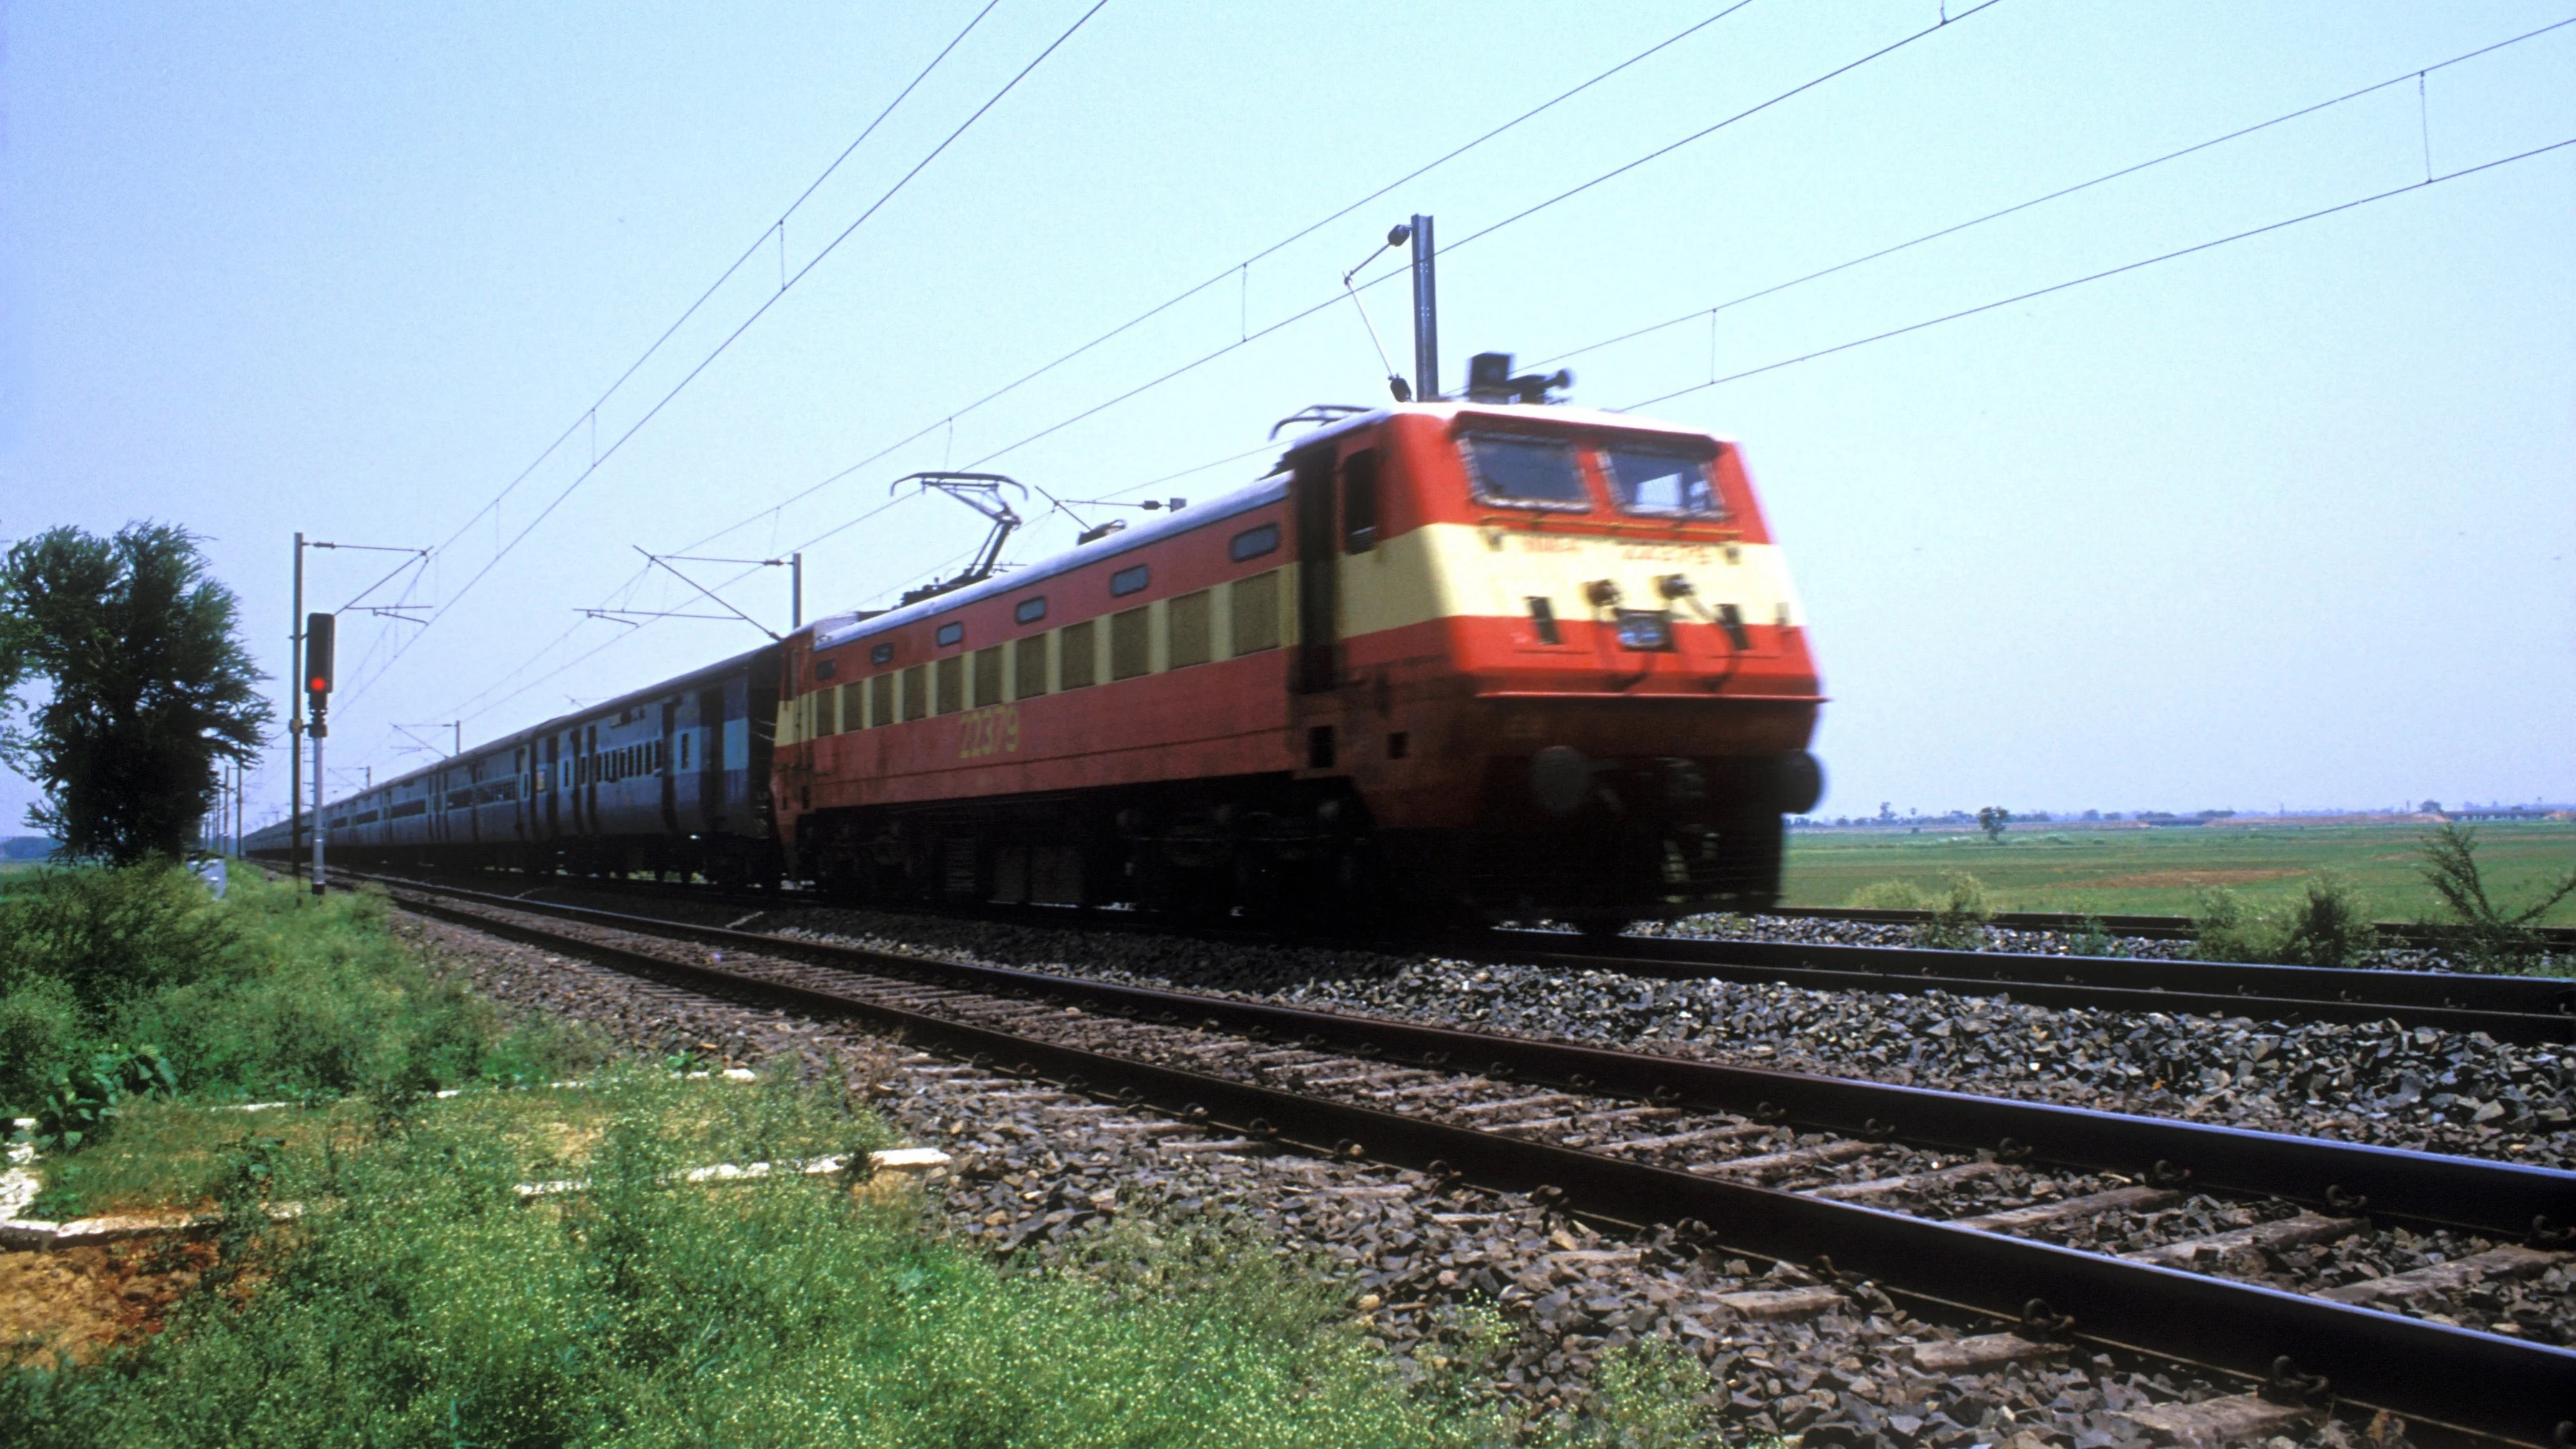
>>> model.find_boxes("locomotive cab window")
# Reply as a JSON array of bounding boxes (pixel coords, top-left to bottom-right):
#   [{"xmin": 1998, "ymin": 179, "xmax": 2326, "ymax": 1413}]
[
  {"xmin": 1604, "ymin": 445, "xmax": 1724, "ymax": 518},
  {"xmin": 1342, "ymin": 449, "xmax": 1378, "ymax": 553},
  {"xmin": 1460, "ymin": 433, "xmax": 1588, "ymax": 509}
]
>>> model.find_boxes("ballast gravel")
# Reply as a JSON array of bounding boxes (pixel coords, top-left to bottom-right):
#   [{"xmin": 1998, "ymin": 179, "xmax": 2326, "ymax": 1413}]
[
  {"xmin": 385, "ymin": 907, "xmax": 2414, "ymax": 1449},
  {"xmin": 716, "ymin": 907, "xmax": 2576, "ymax": 1171}
]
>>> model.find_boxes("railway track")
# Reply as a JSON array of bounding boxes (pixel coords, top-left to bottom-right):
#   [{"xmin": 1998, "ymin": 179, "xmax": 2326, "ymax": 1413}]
[
  {"xmin": 342, "ymin": 864, "xmax": 2576, "ymax": 1044},
  {"xmin": 373, "ymin": 872, "xmax": 2576, "ymax": 1446}
]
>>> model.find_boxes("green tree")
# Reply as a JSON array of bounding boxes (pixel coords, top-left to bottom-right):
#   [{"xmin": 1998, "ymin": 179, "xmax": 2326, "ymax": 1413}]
[
  {"xmin": 1976, "ymin": 805, "xmax": 2011, "ymax": 841},
  {"xmin": 0, "ymin": 523, "xmax": 272, "ymax": 864}
]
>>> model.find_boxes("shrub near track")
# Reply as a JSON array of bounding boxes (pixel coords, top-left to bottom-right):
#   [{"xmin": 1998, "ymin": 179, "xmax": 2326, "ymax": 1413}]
[{"xmin": 0, "ymin": 866, "xmax": 581, "ymax": 1128}]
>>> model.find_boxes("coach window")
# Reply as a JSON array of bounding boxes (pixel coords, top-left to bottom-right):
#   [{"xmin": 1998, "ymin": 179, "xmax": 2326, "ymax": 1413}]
[
  {"xmin": 1013, "ymin": 634, "xmax": 1048, "ymax": 699},
  {"xmin": 1342, "ymin": 449, "xmax": 1379, "ymax": 552},
  {"xmin": 1014, "ymin": 596, "xmax": 1047, "ymax": 626},
  {"xmin": 903, "ymin": 665, "xmax": 928, "ymax": 722},
  {"xmin": 1229, "ymin": 522, "xmax": 1279, "ymax": 562},
  {"xmin": 1168, "ymin": 590, "xmax": 1211, "ymax": 668},
  {"xmin": 1604, "ymin": 444, "xmax": 1723, "ymax": 518},
  {"xmin": 1110, "ymin": 607, "xmax": 1151, "ymax": 680},
  {"xmin": 1060, "ymin": 620, "xmax": 1098, "ymax": 689},
  {"xmin": 936, "ymin": 656, "xmax": 964, "ymax": 714},
  {"xmin": 1460, "ymin": 432, "xmax": 1588, "ymax": 509},
  {"xmin": 1110, "ymin": 564, "xmax": 1149, "ymax": 597},
  {"xmin": 972, "ymin": 646, "xmax": 1002, "ymax": 707},
  {"xmin": 936, "ymin": 620, "xmax": 965, "ymax": 648},
  {"xmin": 1231, "ymin": 570, "xmax": 1281, "ymax": 654},
  {"xmin": 864, "ymin": 673, "xmax": 887, "ymax": 728}
]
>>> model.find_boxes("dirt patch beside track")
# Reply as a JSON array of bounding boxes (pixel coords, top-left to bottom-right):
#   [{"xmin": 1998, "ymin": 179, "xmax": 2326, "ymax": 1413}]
[{"xmin": 0, "ymin": 1240, "xmax": 214, "ymax": 1365}]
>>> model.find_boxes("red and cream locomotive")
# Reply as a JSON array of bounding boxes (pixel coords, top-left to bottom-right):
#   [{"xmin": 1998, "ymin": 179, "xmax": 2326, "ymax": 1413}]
[{"xmin": 775, "ymin": 354, "xmax": 1823, "ymax": 930}]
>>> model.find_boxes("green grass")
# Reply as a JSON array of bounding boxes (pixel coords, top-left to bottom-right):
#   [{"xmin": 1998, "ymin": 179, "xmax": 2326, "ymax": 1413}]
[
  {"xmin": 1782, "ymin": 819, "xmax": 2576, "ymax": 926},
  {"xmin": 1, "ymin": 1068, "xmax": 1717, "ymax": 1448}
]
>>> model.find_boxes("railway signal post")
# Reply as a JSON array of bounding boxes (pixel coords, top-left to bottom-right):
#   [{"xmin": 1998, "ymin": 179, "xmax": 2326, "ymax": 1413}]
[{"xmin": 306, "ymin": 610, "xmax": 334, "ymax": 896}]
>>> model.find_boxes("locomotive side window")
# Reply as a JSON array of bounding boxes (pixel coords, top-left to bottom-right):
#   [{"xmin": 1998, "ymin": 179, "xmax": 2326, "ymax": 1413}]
[
  {"xmin": 1014, "ymin": 596, "xmax": 1047, "ymax": 625},
  {"xmin": 1110, "ymin": 607, "xmax": 1150, "ymax": 680},
  {"xmin": 1604, "ymin": 446, "xmax": 1724, "ymax": 518},
  {"xmin": 871, "ymin": 642, "xmax": 894, "ymax": 666},
  {"xmin": 814, "ymin": 658, "xmax": 837, "ymax": 681},
  {"xmin": 972, "ymin": 647, "xmax": 1002, "ymax": 707},
  {"xmin": 1013, "ymin": 635, "xmax": 1048, "ymax": 699},
  {"xmin": 1228, "ymin": 523, "xmax": 1279, "ymax": 562},
  {"xmin": 1060, "ymin": 620, "xmax": 1098, "ymax": 689},
  {"xmin": 1231, "ymin": 571, "xmax": 1280, "ymax": 654},
  {"xmin": 1168, "ymin": 590, "xmax": 1211, "ymax": 668},
  {"xmin": 1110, "ymin": 564, "xmax": 1150, "ymax": 597},
  {"xmin": 936, "ymin": 656, "xmax": 964, "ymax": 714},
  {"xmin": 1342, "ymin": 449, "xmax": 1378, "ymax": 553},
  {"xmin": 936, "ymin": 620, "xmax": 965, "ymax": 648},
  {"xmin": 1460, "ymin": 433, "xmax": 1588, "ymax": 509},
  {"xmin": 904, "ymin": 665, "xmax": 928, "ymax": 721}
]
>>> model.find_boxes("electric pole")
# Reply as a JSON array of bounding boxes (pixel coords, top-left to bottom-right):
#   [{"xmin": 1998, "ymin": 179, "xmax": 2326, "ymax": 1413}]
[{"xmin": 1410, "ymin": 213, "xmax": 1439, "ymax": 402}]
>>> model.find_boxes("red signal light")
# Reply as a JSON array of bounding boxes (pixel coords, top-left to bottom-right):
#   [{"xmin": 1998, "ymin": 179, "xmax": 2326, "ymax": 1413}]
[{"xmin": 305, "ymin": 613, "xmax": 336, "ymax": 697}]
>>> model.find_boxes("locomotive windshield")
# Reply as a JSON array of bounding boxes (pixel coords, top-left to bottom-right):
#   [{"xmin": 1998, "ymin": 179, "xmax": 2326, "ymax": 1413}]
[
  {"xmin": 1460, "ymin": 433, "xmax": 1587, "ymax": 509},
  {"xmin": 1604, "ymin": 445, "xmax": 1724, "ymax": 518}
]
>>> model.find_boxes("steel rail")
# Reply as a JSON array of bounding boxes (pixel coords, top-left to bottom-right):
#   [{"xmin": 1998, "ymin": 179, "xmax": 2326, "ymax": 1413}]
[
  {"xmin": 1485, "ymin": 933, "xmax": 2576, "ymax": 1045},
  {"xmin": 1760, "ymin": 904, "xmax": 2576, "ymax": 952},
  {"xmin": 381, "ymin": 876, "xmax": 2572, "ymax": 1238},
  {"xmin": 390, "ymin": 886, "xmax": 2576, "ymax": 1447}
]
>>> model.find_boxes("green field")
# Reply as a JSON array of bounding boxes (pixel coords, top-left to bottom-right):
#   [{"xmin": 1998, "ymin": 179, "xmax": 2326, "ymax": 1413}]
[{"xmin": 1780, "ymin": 819, "xmax": 2576, "ymax": 927}]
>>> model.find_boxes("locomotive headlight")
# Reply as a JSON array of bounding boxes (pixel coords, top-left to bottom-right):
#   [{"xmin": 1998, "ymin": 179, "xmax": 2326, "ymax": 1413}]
[
  {"xmin": 1531, "ymin": 746, "xmax": 1592, "ymax": 817},
  {"xmin": 1656, "ymin": 574, "xmax": 1694, "ymax": 600}
]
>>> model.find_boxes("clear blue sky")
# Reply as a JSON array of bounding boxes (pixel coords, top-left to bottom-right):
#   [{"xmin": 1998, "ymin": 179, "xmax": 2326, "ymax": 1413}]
[{"xmin": 3, "ymin": 1, "xmax": 2570, "ymax": 834}]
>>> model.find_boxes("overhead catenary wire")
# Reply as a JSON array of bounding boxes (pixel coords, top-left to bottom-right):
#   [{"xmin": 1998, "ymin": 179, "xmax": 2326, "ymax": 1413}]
[
  {"xmin": 414, "ymin": 0, "xmax": 1003, "ymax": 575},
  {"xmin": 340, "ymin": 0, "xmax": 1108, "ymax": 707},
  {"xmin": 381, "ymin": 1, "xmax": 1980, "ymax": 758},
  {"xmin": 655, "ymin": 1, "xmax": 1767, "ymax": 561},
  {"xmin": 1534, "ymin": 13, "xmax": 2576, "ymax": 371},
  {"xmin": 939, "ymin": 3, "xmax": 2005, "ymax": 480},
  {"xmin": 1621, "ymin": 135, "xmax": 2576, "ymax": 412}
]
